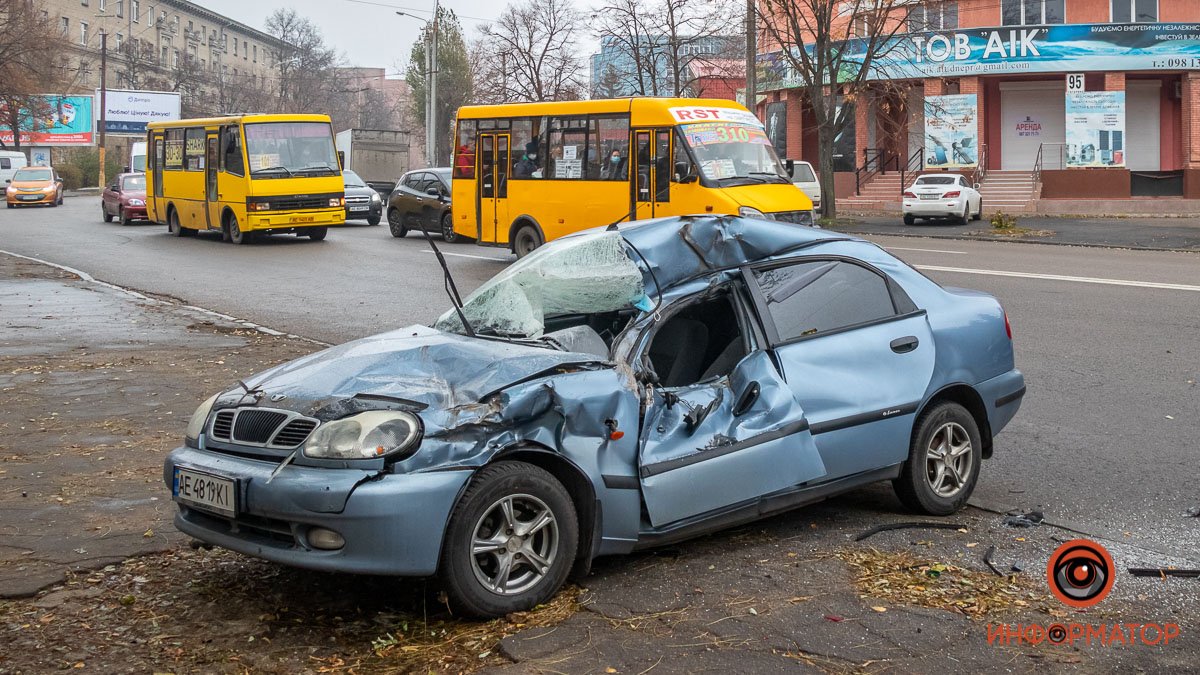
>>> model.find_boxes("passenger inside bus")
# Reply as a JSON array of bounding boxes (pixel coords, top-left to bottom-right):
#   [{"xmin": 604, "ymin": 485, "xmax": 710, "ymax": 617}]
[
  {"xmin": 514, "ymin": 142, "xmax": 539, "ymax": 179},
  {"xmin": 601, "ymin": 150, "xmax": 627, "ymax": 181}
]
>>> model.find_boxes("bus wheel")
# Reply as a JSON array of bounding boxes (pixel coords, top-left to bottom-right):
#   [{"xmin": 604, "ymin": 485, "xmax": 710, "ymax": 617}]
[
  {"xmin": 512, "ymin": 223, "xmax": 543, "ymax": 258},
  {"xmin": 227, "ymin": 215, "xmax": 251, "ymax": 244},
  {"xmin": 388, "ymin": 209, "xmax": 407, "ymax": 238},
  {"xmin": 168, "ymin": 209, "xmax": 186, "ymax": 237},
  {"xmin": 307, "ymin": 227, "xmax": 328, "ymax": 241}
]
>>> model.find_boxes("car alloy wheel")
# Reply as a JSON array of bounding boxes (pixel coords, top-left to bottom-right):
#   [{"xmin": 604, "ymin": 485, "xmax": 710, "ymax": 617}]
[
  {"xmin": 103, "ymin": 205, "xmax": 113, "ymax": 223},
  {"xmin": 387, "ymin": 209, "xmax": 407, "ymax": 238},
  {"xmin": 925, "ymin": 422, "xmax": 973, "ymax": 498},
  {"xmin": 470, "ymin": 494, "xmax": 559, "ymax": 596},
  {"xmin": 442, "ymin": 213, "xmax": 459, "ymax": 243}
]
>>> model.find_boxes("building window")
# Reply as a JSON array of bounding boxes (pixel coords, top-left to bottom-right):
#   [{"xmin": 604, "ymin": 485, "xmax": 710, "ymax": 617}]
[
  {"xmin": 115, "ymin": 33, "xmax": 123, "ymax": 51},
  {"xmin": 161, "ymin": 45, "xmax": 168, "ymax": 63},
  {"xmin": 116, "ymin": 1, "xmax": 123, "ymax": 17},
  {"xmin": 173, "ymin": 48, "xmax": 179, "ymax": 67},
  {"xmin": 243, "ymin": 40, "xmax": 248, "ymax": 59},
  {"xmin": 253, "ymin": 45, "xmax": 257, "ymax": 62},
  {"xmin": 99, "ymin": 0, "xmax": 106, "ymax": 10},
  {"xmin": 909, "ymin": 2, "xmax": 958, "ymax": 32},
  {"xmin": 1002, "ymin": 0, "xmax": 1064, "ymax": 25},
  {"xmin": 81, "ymin": 0, "xmax": 88, "ymax": 6},
  {"xmin": 61, "ymin": 17, "xmax": 69, "ymax": 35},
  {"xmin": 1111, "ymin": 0, "xmax": 1157, "ymax": 22},
  {"xmin": 132, "ymin": 1, "xmax": 139, "ymax": 21},
  {"xmin": 233, "ymin": 38, "xmax": 237, "ymax": 56},
  {"xmin": 80, "ymin": 22, "xmax": 88, "ymax": 45}
]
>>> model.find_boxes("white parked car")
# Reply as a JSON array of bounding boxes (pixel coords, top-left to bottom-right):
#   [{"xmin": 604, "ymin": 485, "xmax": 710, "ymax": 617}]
[
  {"xmin": 902, "ymin": 174, "xmax": 982, "ymax": 225},
  {"xmin": 787, "ymin": 159, "xmax": 821, "ymax": 212}
]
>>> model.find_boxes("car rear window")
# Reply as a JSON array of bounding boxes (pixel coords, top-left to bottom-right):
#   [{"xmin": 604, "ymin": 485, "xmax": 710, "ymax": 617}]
[
  {"xmin": 791, "ymin": 163, "xmax": 816, "ymax": 182},
  {"xmin": 916, "ymin": 176, "xmax": 956, "ymax": 185},
  {"xmin": 753, "ymin": 261, "xmax": 897, "ymax": 341}
]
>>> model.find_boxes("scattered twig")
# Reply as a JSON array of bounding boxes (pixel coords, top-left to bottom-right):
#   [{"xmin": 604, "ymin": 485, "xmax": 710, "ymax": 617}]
[
  {"xmin": 982, "ymin": 545, "xmax": 1004, "ymax": 577},
  {"xmin": 853, "ymin": 522, "xmax": 966, "ymax": 542}
]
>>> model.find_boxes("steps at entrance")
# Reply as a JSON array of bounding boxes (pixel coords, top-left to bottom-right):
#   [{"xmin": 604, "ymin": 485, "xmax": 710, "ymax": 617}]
[{"xmin": 838, "ymin": 169, "xmax": 1039, "ymax": 214}]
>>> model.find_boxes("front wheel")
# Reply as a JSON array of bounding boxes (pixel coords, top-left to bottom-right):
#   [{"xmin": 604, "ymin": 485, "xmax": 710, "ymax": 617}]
[
  {"xmin": 440, "ymin": 462, "xmax": 578, "ymax": 618},
  {"xmin": 367, "ymin": 212, "xmax": 381, "ymax": 226},
  {"xmin": 307, "ymin": 226, "xmax": 328, "ymax": 241},
  {"xmin": 227, "ymin": 214, "xmax": 252, "ymax": 244},
  {"xmin": 119, "ymin": 207, "xmax": 132, "ymax": 226},
  {"xmin": 893, "ymin": 402, "xmax": 982, "ymax": 515},
  {"xmin": 387, "ymin": 209, "xmax": 407, "ymax": 238},
  {"xmin": 511, "ymin": 223, "xmax": 543, "ymax": 258},
  {"xmin": 103, "ymin": 205, "xmax": 113, "ymax": 222}
]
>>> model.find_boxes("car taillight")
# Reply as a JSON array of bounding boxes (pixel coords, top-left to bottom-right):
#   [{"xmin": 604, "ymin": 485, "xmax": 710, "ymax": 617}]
[
  {"xmin": 943, "ymin": 191, "xmax": 960, "ymax": 198},
  {"xmin": 902, "ymin": 191, "xmax": 916, "ymax": 198},
  {"xmin": 1004, "ymin": 311, "xmax": 1012, "ymax": 340}
]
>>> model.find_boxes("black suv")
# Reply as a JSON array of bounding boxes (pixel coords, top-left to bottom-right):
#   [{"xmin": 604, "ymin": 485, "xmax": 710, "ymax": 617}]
[{"xmin": 386, "ymin": 168, "xmax": 462, "ymax": 242}]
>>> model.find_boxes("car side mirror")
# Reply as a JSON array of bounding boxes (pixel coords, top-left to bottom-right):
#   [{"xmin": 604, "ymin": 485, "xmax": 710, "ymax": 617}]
[
  {"xmin": 56, "ymin": 178, "xmax": 63, "ymax": 184},
  {"xmin": 4, "ymin": 179, "xmax": 9, "ymax": 184},
  {"xmin": 122, "ymin": 165, "xmax": 130, "ymax": 173},
  {"xmin": 785, "ymin": 159, "xmax": 795, "ymax": 178}
]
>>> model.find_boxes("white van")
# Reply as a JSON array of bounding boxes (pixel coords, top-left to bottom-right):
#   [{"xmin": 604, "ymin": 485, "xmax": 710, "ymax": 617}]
[
  {"xmin": 0, "ymin": 150, "xmax": 29, "ymax": 184},
  {"xmin": 787, "ymin": 159, "xmax": 822, "ymax": 213},
  {"xmin": 129, "ymin": 142, "xmax": 147, "ymax": 172}
]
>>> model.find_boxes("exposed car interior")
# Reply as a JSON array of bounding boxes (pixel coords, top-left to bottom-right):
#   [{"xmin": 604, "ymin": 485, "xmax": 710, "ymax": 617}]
[
  {"xmin": 540, "ymin": 309, "xmax": 638, "ymax": 358},
  {"xmin": 645, "ymin": 291, "xmax": 747, "ymax": 388}
]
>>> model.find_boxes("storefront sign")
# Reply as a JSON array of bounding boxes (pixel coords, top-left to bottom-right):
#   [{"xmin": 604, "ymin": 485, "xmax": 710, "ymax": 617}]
[
  {"xmin": 1065, "ymin": 91, "xmax": 1125, "ymax": 168},
  {"xmin": 95, "ymin": 89, "xmax": 181, "ymax": 135},
  {"xmin": 0, "ymin": 95, "xmax": 94, "ymax": 146},
  {"xmin": 1016, "ymin": 117, "xmax": 1042, "ymax": 137},
  {"xmin": 924, "ymin": 94, "xmax": 978, "ymax": 169},
  {"xmin": 759, "ymin": 23, "xmax": 1200, "ymax": 90}
]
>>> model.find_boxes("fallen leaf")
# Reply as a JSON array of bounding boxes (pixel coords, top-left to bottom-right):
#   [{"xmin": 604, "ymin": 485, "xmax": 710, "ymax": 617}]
[
  {"xmin": 824, "ymin": 614, "xmax": 844, "ymax": 622},
  {"xmin": 143, "ymin": 528, "xmax": 154, "ymax": 538},
  {"xmin": 871, "ymin": 606, "xmax": 888, "ymax": 613},
  {"xmin": 966, "ymin": 542, "xmax": 978, "ymax": 548},
  {"xmin": 605, "ymin": 668, "xmax": 618, "ymax": 673}
]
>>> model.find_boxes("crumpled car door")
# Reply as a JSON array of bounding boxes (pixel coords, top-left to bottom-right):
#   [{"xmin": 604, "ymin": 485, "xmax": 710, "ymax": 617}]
[{"xmin": 638, "ymin": 349, "xmax": 827, "ymax": 527}]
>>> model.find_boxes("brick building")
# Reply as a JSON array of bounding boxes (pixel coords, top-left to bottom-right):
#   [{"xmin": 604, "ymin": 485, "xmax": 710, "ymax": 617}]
[{"xmin": 757, "ymin": 0, "xmax": 1200, "ymax": 208}]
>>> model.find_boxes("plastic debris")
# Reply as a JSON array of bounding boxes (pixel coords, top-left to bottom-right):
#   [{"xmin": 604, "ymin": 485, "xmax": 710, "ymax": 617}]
[{"xmin": 1002, "ymin": 510, "xmax": 1044, "ymax": 528}]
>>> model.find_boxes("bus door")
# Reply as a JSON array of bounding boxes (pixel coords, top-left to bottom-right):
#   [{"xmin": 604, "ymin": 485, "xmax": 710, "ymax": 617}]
[
  {"xmin": 633, "ymin": 129, "xmax": 672, "ymax": 219},
  {"xmin": 150, "ymin": 132, "xmax": 165, "ymax": 221},
  {"xmin": 204, "ymin": 133, "xmax": 220, "ymax": 230},
  {"xmin": 476, "ymin": 133, "xmax": 510, "ymax": 243}
]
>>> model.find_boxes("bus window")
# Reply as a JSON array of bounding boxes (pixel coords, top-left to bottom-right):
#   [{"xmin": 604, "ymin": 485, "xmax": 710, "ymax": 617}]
[
  {"xmin": 165, "ymin": 128, "xmax": 184, "ymax": 170},
  {"xmin": 221, "ymin": 126, "xmax": 244, "ymax": 176},
  {"xmin": 654, "ymin": 129, "xmax": 670, "ymax": 202},
  {"xmin": 455, "ymin": 120, "xmax": 476, "ymax": 179},
  {"xmin": 548, "ymin": 117, "xmax": 586, "ymax": 180},
  {"xmin": 185, "ymin": 128, "xmax": 206, "ymax": 171},
  {"xmin": 594, "ymin": 115, "xmax": 629, "ymax": 181},
  {"xmin": 510, "ymin": 118, "xmax": 544, "ymax": 180}
]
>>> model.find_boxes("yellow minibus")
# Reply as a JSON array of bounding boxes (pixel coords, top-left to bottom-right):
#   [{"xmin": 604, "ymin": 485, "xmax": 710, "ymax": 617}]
[
  {"xmin": 146, "ymin": 114, "xmax": 345, "ymax": 243},
  {"xmin": 450, "ymin": 97, "xmax": 814, "ymax": 256}
]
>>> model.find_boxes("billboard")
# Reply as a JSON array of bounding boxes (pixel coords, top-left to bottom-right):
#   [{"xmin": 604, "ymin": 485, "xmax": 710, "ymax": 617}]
[
  {"xmin": 760, "ymin": 22, "xmax": 1200, "ymax": 90},
  {"xmin": 765, "ymin": 101, "xmax": 788, "ymax": 158},
  {"xmin": 0, "ymin": 95, "xmax": 94, "ymax": 146},
  {"xmin": 1065, "ymin": 91, "xmax": 1125, "ymax": 168},
  {"xmin": 95, "ymin": 89, "xmax": 181, "ymax": 135},
  {"xmin": 924, "ymin": 94, "xmax": 978, "ymax": 169}
]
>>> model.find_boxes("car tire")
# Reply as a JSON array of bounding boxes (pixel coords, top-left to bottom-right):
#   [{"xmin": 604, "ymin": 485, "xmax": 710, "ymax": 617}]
[
  {"xmin": 367, "ymin": 213, "xmax": 381, "ymax": 226},
  {"xmin": 958, "ymin": 204, "xmax": 970, "ymax": 225},
  {"xmin": 227, "ymin": 214, "xmax": 251, "ymax": 244},
  {"xmin": 972, "ymin": 200, "xmax": 983, "ymax": 221},
  {"xmin": 387, "ymin": 209, "xmax": 407, "ymax": 238},
  {"xmin": 440, "ymin": 461, "xmax": 578, "ymax": 618},
  {"xmin": 5, "ymin": 203, "xmax": 12, "ymax": 209},
  {"xmin": 893, "ymin": 402, "xmax": 983, "ymax": 516},
  {"xmin": 903, "ymin": 214, "xmax": 915, "ymax": 226},
  {"xmin": 512, "ymin": 223, "xmax": 543, "ymax": 258},
  {"xmin": 103, "ymin": 205, "xmax": 114, "ymax": 223},
  {"xmin": 441, "ymin": 213, "xmax": 461, "ymax": 243},
  {"xmin": 119, "ymin": 207, "xmax": 132, "ymax": 226},
  {"xmin": 307, "ymin": 226, "xmax": 328, "ymax": 241}
]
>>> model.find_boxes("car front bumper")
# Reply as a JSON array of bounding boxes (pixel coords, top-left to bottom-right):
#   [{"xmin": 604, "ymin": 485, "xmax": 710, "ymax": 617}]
[
  {"xmin": 245, "ymin": 209, "xmax": 346, "ymax": 231},
  {"xmin": 902, "ymin": 199, "xmax": 964, "ymax": 217},
  {"xmin": 7, "ymin": 191, "xmax": 55, "ymax": 205},
  {"xmin": 121, "ymin": 205, "xmax": 148, "ymax": 219},
  {"xmin": 164, "ymin": 445, "xmax": 471, "ymax": 576},
  {"xmin": 345, "ymin": 203, "xmax": 382, "ymax": 220}
]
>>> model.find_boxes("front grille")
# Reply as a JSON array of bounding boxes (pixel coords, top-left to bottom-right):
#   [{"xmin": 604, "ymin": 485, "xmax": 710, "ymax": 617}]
[
  {"xmin": 346, "ymin": 195, "xmax": 371, "ymax": 205},
  {"xmin": 206, "ymin": 407, "xmax": 319, "ymax": 449},
  {"xmin": 266, "ymin": 196, "xmax": 329, "ymax": 211},
  {"xmin": 772, "ymin": 210, "xmax": 815, "ymax": 226}
]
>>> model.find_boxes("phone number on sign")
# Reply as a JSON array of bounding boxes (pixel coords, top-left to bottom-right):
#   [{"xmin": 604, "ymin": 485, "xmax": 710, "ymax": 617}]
[{"xmin": 1151, "ymin": 57, "xmax": 1200, "ymax": 68}]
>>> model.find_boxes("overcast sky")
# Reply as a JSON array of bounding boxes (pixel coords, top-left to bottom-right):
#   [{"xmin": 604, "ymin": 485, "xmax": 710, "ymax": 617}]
[{"xmin": 201, "ymin": 0, "xmax": 604, "ymax": 76}]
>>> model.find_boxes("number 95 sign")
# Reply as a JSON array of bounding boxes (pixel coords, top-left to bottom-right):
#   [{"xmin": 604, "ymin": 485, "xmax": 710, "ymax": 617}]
[{"xmin": 1066, "ymin": 73, "xmax": 1085, "ymax": 93}]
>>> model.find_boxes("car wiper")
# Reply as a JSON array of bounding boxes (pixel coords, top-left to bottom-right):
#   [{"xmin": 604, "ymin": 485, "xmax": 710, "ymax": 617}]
[
  {"xmin": 721, "ymin": 175, "xmax": 767, "ymax": 185},
  {"xmin": 297, "ymin": 165, "xmax": 338, "ymax": 176},
  {"xmin": 749, "ymin": 172, "xmax": 789, "ymax": 183},
  {"xmin": 251, "ymin": 166, "xmax": 293, "ymax": 177},
  {"xmin": 416, "ymin": 223, "xmax": 476, "ymax": 338}
]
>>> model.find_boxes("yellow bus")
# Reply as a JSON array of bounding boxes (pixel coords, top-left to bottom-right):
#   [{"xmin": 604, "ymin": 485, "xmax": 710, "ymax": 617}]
[
  {"xmin": 450, "ymin": 97, "xmax": 813, "ymax": 256},
  {"xmin": 146, "ymin": 114, "xmax": 345, "ymax": 243}
]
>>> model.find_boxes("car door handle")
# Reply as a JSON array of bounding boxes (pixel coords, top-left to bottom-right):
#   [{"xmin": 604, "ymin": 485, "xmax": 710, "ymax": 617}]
[
  {"xmin": 732, "ymin": 381, "xmax": 761, "ymax": 417},
  {"xmin": 890, "ymin": 336, "xmax": 919, "ymax": 354}
]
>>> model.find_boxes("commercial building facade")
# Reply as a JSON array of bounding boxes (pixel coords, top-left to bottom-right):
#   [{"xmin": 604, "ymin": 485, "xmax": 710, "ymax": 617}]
[{"xmin": 757, "ymin": 0, "xmax": 1200, "ymax": 203}]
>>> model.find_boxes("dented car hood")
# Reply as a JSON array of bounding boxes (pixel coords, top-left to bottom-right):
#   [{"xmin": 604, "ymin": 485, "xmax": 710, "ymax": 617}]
[{"xmin": 238, "ymin": 325, "xmax": 607, "ymax": 414}]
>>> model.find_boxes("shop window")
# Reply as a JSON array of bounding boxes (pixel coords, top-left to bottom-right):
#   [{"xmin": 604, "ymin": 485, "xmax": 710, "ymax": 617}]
[
  {"xmin": 1002, "ymin": 0, "xmax": 1063, "ymax": 25},
  {"xmin": 1111, "ymin": 0, "xmax": 1157, "ymax": 22},
  {"xmin": 908, "ymin": 2, "xmax": 958, "ymax": 32}
]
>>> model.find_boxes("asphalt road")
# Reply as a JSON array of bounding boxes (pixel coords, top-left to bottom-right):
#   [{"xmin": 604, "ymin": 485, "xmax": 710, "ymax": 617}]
[{"xmin": 3, "ymin": 196, "xmax": 1199, "ymax": 563}]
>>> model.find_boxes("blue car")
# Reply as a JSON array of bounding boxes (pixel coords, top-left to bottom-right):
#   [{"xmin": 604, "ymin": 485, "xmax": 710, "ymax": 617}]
[{"xmin": 165, "ymin": 216, "xmax": 1024, "ymax": 617}]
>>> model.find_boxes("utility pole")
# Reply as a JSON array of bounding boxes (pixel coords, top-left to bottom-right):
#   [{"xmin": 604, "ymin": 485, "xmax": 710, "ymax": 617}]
[
  {"xmin": 428, "ymin": 0, "xmax": 440, "ymax": 167},
  {"xmin": 99, "ymin": 31, "xmax": 109, "ymax": 188},
  {"xmin": 745, "ymin": 0, "xmax": 756, "ymax": 115}
]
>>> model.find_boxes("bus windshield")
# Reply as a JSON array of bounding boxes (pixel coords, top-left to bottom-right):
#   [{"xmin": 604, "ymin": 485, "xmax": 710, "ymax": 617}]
[
  {"xmin": 244, "ymin": 122, "xmax": 338, "ymax": 178},
  {"xmin": 679, "ymin": 121, "xmax": 789, "ymax": 186}
]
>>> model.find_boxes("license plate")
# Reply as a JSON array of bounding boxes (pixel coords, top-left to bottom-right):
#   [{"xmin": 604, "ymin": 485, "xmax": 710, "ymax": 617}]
[
  {"xmin": 919, "ymin": 194, "xmax": 939, "ymax": 200},
  {"xmin": 291, "ymin": 215, "xmax": 316, "ymax": 223},
  {"xmin": 173, "ymin": 467, "xmax": 236, "ymax": 517},
  {"xmin": 349, "ymin": 205, "xmax": 368, "ymax": 211},
  {"xmin": 19, "ymin": 195, "xmax": 40, "ymax": 201}
]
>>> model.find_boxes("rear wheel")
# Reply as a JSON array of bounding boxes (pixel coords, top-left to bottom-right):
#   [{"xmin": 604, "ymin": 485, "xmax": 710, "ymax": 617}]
[
  {"xmin": 512, "ymin": 223, "xmax": 543, "ymax": 258},
  {"xmin": 103, "ymin": 205, "xmax": 114, "ymax": 222},
  {"xmin": 441, "ymin": 212, "xmax": 461, "ymax": 243},
  {"xmin": 307, "ymin": 226, "xmax": 328, "ymax": 241},
  {"xmin": 440, "ymin": 462, "xmax": 578, "ymax": 618},
  {"xmin": 168, "ymin": 208, "xmax": 186, "ymax": 237},
  {"xmin": 387, "ymin": 209, "xmax": 407, "ymax": 238},
  {"xmin": 903, "ymin": 214, "xmax": 915, "ymax": 226},
  {"xmin": 972, "ymin": 199, "xmax": 983, "ymax": 221},
  {"xmin": 958, "ymin": 204, "xmax": 970, "ymax": 225},
  {"xmin": 893, "ymin": 402, "xmax": 982, "ymax": 515}
]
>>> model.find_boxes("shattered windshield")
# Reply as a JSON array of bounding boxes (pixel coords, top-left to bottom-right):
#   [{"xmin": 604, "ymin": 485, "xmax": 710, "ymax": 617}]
[{"xmin": 434, "ymin": 232, "xmax": 648, "ymax": 338}]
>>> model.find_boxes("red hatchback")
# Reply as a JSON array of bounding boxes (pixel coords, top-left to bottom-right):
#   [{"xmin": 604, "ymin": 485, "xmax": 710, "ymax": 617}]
[{"xmin": 101, "ymin": 173, "xmax": 148, "ymax": 225}]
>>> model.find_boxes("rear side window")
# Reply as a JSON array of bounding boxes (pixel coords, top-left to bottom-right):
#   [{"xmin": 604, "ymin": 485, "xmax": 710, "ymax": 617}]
[
  {"xmin": 753, "ymin": 261, "xmax": 897, "ymax": 341},
  {"xmin": 0, "ymin": 158, "xmax": 10, "ymax": 169}
]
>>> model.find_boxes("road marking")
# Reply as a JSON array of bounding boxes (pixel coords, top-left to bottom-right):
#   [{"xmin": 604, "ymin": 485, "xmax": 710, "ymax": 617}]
[
  {"xmin": 422, "ymin": 249, "xmax": 511, "ymax": 261},
  {"xmin": 916, "ymin": 265, "xmax": 1200, "ymax": 292},
  {"xmin": 885, "ymin": 246, "xmax": 969, "ymax": 255}
]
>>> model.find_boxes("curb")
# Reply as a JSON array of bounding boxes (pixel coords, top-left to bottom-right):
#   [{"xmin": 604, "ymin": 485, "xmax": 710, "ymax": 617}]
[{"xmin": 834, "ymin": 228, "xmax": 1200, "ymax": 254}]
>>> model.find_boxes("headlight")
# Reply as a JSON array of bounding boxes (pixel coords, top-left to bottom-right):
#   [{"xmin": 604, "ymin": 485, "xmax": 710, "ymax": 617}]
[
  {"xmin": 185, "ymin": 393, "xmax": 220, "ymax": 442},
  {"xmin": 738, "ymin": 206, "xmax": 774, "ymax": 220},
  {"xmin": 249, "ymin": 201, "xmax": 270, "ymax": 211},
  {"xmin": 370, "ymin": 192, "xmax": 381, "ymax": 203},
  {"xmin": 43, "ymin": 185, "xmax": 57, "ymax": 192},
  {"xmin": 328, "ymin": 197, "xmax": 344, "ymax": 207},
  {"xmin": 303, "ymin": 411, "xmax": 422, "ymax": 460},
  {"xmin": 128, "ymin": 198, "xmax": 145, "ymax": 206}
]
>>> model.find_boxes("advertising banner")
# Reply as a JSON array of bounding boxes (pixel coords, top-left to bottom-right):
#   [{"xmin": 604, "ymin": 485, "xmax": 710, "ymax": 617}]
[
  {"xmin": 765, "ymin": 101, "xmax": 788, "ymax": 158},
  {"xmin": 1065, "ymin": 91, "xmax": 1125, "ymax": 167},
  {"xmin": 95, "ymin": 89, "xmax": 181, "ymax": 135},
  {"xmin": 924, "ymin": 94, "xmax": 978, "ymax": 169},
  {"xmin": 0, "ymin": 95, "xmax": 94, "ymax": 146},
  {"xmin": 760, "ymin": 22, "xmax": 1200, "ymax": 90}
]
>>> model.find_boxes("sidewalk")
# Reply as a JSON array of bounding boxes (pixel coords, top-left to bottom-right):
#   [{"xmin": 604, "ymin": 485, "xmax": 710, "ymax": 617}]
[{"xmin": 829, "ymin": 214, "xmax": 1200, "ymax": 251}]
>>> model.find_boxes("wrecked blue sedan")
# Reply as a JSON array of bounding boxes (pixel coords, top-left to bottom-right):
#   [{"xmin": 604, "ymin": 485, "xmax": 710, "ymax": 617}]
[{"xmin": 165, "ymin": 215, "xmax": 1024, "ymax": 617}]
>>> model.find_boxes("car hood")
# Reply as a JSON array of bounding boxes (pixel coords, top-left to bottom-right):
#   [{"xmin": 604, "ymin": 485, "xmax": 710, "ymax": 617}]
[
  {"xmin": 719, "ymin": 182, "xmax": 812, "ymax": 212},
  {"xmin": 343, "ymin": 185, "xmax": 377, "ymax": 197},
  {"xmin": 235, "ymin": 325, "xmax": 607, "ymax": 415},
  {"xmin": 9, "ymin": 180, "xmax": 53, "ymax": 189},
  {"xmin": 121, "ymin": 190, "xmax": 147, "ymax": 200}
]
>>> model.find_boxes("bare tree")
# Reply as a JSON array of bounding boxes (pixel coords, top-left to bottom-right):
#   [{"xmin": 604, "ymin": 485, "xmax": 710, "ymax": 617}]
[
  {"xmin": 591, "ymin": 0, "xmax": 668, "ymax": 96},
  {"xmin": 758, "ymin": 0, "xmax": 917, "ymax": 218},
  {"xmin": 473, "ymin": 0, "xmax": 586, "ymax": 103},
  {"xmin": 0, "ymin": 0, "xmax": 75, "ymax": 149},
  {"xmin": 264, "ymin": 8, "xmax": 343, "ymax": 113}
]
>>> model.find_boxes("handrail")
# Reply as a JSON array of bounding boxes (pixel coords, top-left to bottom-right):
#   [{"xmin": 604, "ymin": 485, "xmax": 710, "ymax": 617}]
[
  {"xmin": 899, "ymin": 147, "xmax": 924, "ymax": 195},
  {"xmin": 1031, "ymin": 143, "xmax": 1044, "ymax": 191},
  {"xmin": 854, "ymin": 148, "xmax": 891, "ymax": 195},
  {"xmin": 972, "ymin": 143, "xmax": 989, "ymax": 186}
]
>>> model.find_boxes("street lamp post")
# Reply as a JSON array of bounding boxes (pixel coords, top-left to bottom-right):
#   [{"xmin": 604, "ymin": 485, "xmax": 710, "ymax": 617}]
[
  {"xmin": 99, "ymin": 31, "xmax": 109, "ymax": 189},
  {"xmin": 397, "ymin": 2, "xmax": 439, "ymax": 167}
]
